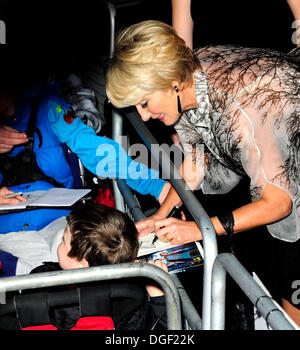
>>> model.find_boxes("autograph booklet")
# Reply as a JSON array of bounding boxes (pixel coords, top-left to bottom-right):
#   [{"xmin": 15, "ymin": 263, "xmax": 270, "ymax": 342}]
[{"xmin": 138, "ymin": 241, "xmax": 204, "ymax": 274}]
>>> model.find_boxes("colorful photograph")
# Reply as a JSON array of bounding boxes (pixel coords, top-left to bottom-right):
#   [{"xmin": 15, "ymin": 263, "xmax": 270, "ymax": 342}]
[{"xmin": 138, "ymin": 242, "xmax": 203, "ymax": 274}]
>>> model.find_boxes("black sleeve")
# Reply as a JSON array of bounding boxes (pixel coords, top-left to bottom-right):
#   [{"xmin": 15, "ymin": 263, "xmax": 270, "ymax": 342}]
[
  {"xmin": 30, "ymin": 261, "xmax": 61, "ymax": 274},
  {"xmin": 114, "ymin": 295, "xmax": 167, "ymax": 330},
  {"xmin": 149, "ymin": 295, "xmax": 167, "ymax": 329}
]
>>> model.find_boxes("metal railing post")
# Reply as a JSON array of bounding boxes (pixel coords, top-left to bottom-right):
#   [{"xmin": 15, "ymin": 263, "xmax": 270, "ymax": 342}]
[
  {"xmin": 210, "ymin": 258, "xmax": 227, "ymax": 330},
  {"xmin": 106, "ymin": 1, "xmax": 116, "ymax": 59},
  {"xmin": 211, "ymin": 253, "xmax": 296, "ymax": 330},
  {"xmin": 0, "ymin": 263, "xmax": 181, "ymax": 330},
  {"xmin": 120, "ymin": 107, "xmax": 218, "ymax": 329},
  {"xmin": 116, "ymin": 179, "xmax": 145, "ymax": 222},
  {"xmin": 171, "ymin": 274, "xmax": 202, "ymax": 330},
  {"xmin": 111, "ymin": 108, "xmax": 126, "ymax": 212},
  {"xmin": 116, "ymin": 178, "xmax": 202, "ymax": 329}
]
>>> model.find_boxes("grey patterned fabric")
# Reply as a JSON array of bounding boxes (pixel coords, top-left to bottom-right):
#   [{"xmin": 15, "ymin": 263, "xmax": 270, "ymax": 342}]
[{"xmin": 175, "ymin": 45, "xmax": 300, "ymax": 241}]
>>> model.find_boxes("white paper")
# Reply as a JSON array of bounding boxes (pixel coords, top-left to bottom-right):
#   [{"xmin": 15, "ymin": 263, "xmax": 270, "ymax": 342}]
[
  {"xmin": 137, "ymin": 232, "xmax": 204, "ymax": 257},
  {"xmin": 137, "ymin": 232, "xmax": 173, "ymax": 257},
  {"xmin": 0, "ymin": 188, "xmax": 91, "ymax": 210}
]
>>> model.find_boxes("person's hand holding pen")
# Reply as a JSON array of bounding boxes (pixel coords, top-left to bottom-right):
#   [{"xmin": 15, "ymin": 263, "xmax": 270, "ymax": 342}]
[
  {"xmin": 0, "ymin": 187, "xmax": 27, "ymax": 205},
  {"xmin": 152, "ymin": 206, "xmax": 184, "ymax": 244},
  {"xmin": 153, "ymin": 206, "xmax": 202, "ymax": 245}
]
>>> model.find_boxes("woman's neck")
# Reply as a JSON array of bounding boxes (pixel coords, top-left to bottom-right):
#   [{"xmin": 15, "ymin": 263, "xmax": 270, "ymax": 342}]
[{"xmin": 181, "ymin": 76, "xmax": 198, "ymax": 111}]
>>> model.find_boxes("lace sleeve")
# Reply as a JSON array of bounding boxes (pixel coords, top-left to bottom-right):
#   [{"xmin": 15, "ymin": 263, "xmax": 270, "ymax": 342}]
[{"xmin": 194, "ymin": 45, "xmax": 300, "ymax": 240}]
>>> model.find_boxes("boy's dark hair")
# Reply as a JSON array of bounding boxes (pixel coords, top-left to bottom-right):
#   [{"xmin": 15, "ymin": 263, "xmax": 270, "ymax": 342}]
[{"xmin": 66, "ymin": 204, "xmax": 139, "ymax": 266}]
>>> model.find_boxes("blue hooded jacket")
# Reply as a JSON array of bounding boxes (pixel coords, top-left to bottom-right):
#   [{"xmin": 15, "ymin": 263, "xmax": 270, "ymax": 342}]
[{"xmin": 0, "ymin": 86, "xmax": 166, "ymax": 233}]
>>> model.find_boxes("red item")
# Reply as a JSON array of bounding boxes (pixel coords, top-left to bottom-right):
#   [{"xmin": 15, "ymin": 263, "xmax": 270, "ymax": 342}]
[
  {"xmin": 22, "ymin": 316, "xmax": 115, "ymax": 330},
  {"xmin": 63, "ymin": 110, "xmax": 76, "ymax": 124},
  {"xmin": 93, "ymin": 188, "xmax": 115, "ymax": 208}
]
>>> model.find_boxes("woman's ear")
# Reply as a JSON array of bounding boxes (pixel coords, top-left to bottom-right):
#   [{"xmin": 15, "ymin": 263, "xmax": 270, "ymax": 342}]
[{"xmin": 171, "ymin": 81, "xmax": 183, "ymax": 91}]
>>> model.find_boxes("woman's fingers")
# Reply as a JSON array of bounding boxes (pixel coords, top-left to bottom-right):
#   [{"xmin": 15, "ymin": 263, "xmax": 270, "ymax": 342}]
[
  {"xmin": 135, "ymin": 218, "xmax": 155, "ymax": 237},
  {"xmin": 154, "ymin": 219, "xmax": 202, "ymax": 244}
]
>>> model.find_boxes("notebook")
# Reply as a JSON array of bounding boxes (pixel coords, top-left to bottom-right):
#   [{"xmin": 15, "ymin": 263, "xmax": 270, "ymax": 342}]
[{"xmin": 0, "ymin": 188, "xmax": 91, "ymax": 211}]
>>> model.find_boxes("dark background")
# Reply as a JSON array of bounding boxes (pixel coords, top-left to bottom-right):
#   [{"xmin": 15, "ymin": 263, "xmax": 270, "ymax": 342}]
[{"xmin": 0, "ymin": 0, "xmax": 296, "ymax": 89}]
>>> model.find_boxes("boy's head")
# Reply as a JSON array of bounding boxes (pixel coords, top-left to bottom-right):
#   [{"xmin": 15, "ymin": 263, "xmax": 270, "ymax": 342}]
[{"xmin": 57, "ymin": 204, "xmax": 139, "ymax": 270}]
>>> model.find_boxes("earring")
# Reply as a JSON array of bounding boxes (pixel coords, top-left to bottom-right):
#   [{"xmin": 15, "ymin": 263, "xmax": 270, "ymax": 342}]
[{"xmin": 175, "ymin": 86, "xmax": 182, "ymax": 114}]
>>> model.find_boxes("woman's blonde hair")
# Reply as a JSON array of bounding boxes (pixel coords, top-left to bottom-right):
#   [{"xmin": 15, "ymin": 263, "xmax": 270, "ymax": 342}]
[{"xmin": 106, "ymin": 20, "xmax": 200, "ymax": 108}]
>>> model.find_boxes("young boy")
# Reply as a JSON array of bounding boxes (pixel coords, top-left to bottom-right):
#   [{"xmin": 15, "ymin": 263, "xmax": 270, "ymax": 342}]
[{"xmin": 30, "ymin": 203, "xmax": 168, "ymax": 330}]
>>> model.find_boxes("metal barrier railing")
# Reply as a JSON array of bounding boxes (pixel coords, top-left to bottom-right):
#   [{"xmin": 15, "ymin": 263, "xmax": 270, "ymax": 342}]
[
  {"xmin": 211, "ymin": 253, "xmax": 296, "ymax": 330},
  {"xmin": 170, "ymin": 272, "xmax": 202, "ymax": 330},
  {"xmin": 111, "ymin": 109, "xmax": 127, "ymax": 213},
  {"xmin": 105, "ymin": 0, "xmax": 145, "ymax": 59},
  {"xmin": 111, "ymin": 107, "xmax": 298, "ymax": 331},
  {"xmin": 116, "ymin": 178, "xmax": 149, "ymax": 222},
  {"xmin": 112, "ymin": 106, "xmax": 218, "ymax": 329},
  {"xmin": 0, "ymin": 262, "xmax": 181, "ymax": 330},
  {"xmin": 117, "ymin": 178, "xmax": 202, "ymax": 330}
]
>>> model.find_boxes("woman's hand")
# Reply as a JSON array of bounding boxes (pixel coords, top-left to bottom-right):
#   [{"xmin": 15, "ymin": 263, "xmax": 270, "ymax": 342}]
[
  {"xmin": 0, "ymin": 187, "xmax": 27, "ymax": 205},
  {"xmin": 154, "ymin": 218, "xmax": 202, "ymax": 245},
  {"xmin": 137, "ymin": 183, "xmax": 184, "ymax": 237},
  {"xmin": 135, "ymin": 212, "xmax": 165, "ymax": 237},
  {"xmin": 136, "ymin": 207, "xmax": 186, "ymax": 238}
]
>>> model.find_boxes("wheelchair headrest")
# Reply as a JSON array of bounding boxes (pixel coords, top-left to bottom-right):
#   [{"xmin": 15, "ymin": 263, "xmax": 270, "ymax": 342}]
[{"xmin": 0, "ymin": 280, "xmax": 146, "ymax": 330}]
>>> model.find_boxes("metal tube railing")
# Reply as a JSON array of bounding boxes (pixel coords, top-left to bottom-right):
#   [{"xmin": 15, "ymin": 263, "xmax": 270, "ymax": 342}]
[
  {"xmin": 116, "ymin": 178, "xmax": 145, "ymax": 222},
  {"xmin": 116, "ymin": 107, "xmax": 218, "ymax": 329},
  {"xmin": 0, "ymin": 263, "xmax": 181, "ymax": 330},
  {"xmin": 112, "ymin": 109, "xmax": 126, "ymax": 212},
  {"xmin": 106, "ymin": 1, "xmax": 116, "ymax": 59},
  {"xmin": 170, "ymin": 274, "xmax": 202, "ymax": 330},
  {"xmin": 106, "ymin": 1, "xmax": 145, "ymax": 59},
  {"xmin": 117, "ymin": 178, "xmax": 202, "ymax": 329},
  {"xmin": 211, "ymin": 253, "xmax": 296, "ymax": 330}
]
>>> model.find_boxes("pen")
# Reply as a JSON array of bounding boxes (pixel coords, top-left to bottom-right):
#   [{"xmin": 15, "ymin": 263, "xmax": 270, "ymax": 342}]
[
  {"xmin": 5, "ymin": 191, "xmax": 23, "ymax": 199},
  {"xmin": 152, "ymin": 206, "xmax": 181, "ymax": 245}
]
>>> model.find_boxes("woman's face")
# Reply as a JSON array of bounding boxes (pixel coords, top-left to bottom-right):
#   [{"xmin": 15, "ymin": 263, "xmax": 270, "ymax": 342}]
[{"xmin": 135, "ymin": 88, "xmax": 181, "ymax": 126}]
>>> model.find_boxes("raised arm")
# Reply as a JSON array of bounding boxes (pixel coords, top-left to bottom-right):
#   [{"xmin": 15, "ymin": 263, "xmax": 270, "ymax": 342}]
[
  {"xmin": 287, "ymin": 0, "xmax": 300, "ymax": 46},
  {"xmin": 47, "ymin": 101, "xmax": 167, "ymax": 200},
  {"xmin": 171, "ymin": 0, "xmax": 194, "ymax": 49}
]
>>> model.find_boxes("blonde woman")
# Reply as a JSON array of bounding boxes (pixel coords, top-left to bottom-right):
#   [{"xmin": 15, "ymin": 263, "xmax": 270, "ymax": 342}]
[{"xmin": 106, "ymin": 20, "xmax": 300, "ymax": 326}]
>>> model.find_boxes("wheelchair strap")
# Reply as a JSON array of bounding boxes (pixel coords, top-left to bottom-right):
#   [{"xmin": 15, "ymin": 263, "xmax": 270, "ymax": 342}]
[
  {"xmin": 14, "ymin": 292, "xmax": 51, "ymax": 329},
  {"xmin": 7, "ymin": 281, "xmax": 146, "ymax": 330}
]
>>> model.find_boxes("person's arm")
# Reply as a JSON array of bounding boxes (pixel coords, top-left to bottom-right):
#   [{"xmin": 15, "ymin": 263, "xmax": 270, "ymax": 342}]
[
  {"xmin": 211, "ymin": 183, "xmax": 292, "ymax": 235},
  {"xmin": 287, "ymin": 0, "xmax": 300, "ymax": 46},
  {"xmin": 157, "ymin": 181, "xmax": 172, "ymax": 204},
  {"xmin": 145, "ymin": 260, "xmax": 169, "ymax": 297},
  {"xmin": 171, "ymin": 0, "xmax": 194, "ymax": 49},
  {"xmin": 0, "ymin": 125, "xmax": 28, "ymax": 153},
  {"xmin": 287, "ymin": 0, "xmax": 300, "ymax": 22},
  {"xmin": 47, "ymin": 101, "xmax": 167, "ymax": 200},
  {"xmin": 154, "ymin": 183, "xmax": 292, "ymax": 245},
  {"xmin": 136, "ymin": 153, "xmax": 204, "ymax": 236}
]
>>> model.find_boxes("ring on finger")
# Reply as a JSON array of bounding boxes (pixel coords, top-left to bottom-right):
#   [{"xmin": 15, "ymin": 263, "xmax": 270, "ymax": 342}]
[{"xmin": 161, "ymin": 235, "xmax": 170, "ymax": 243}]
